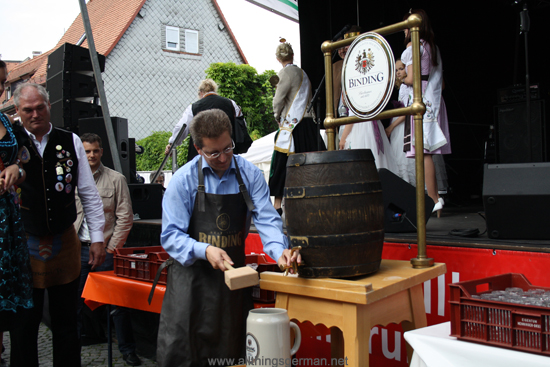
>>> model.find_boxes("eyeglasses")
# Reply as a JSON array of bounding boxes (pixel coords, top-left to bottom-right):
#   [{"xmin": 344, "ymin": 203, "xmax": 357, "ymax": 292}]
[{"xmin": 202, "ymin": 140, "xmax": 235, "ymax": 159}]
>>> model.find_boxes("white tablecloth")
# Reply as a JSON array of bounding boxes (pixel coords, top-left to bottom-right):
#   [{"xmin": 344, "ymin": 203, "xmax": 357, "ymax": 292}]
[{"xmin": 404, "ymin": 322, "xmax": 549, "ymax": 367}]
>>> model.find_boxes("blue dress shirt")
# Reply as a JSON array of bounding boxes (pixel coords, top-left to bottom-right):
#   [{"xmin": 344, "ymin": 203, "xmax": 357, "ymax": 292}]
[{"xmin": 161, "ymin": 154, "xmax": 289, "ymax": 266}]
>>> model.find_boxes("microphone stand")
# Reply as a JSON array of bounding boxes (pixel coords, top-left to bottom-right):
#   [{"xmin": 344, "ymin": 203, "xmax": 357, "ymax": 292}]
[
  {"xmin": 519, "ymin": 3, "xmax": 531, "ymax": 161},
  {"xmin": 512, "ymin": 0, "xmax": 532, "ymax": 161}
]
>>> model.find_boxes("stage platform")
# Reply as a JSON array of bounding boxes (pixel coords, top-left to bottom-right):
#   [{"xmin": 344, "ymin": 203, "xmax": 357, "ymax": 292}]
[
  {"xmin": 384, "ymin": 205, "xmax": 550, "ymax": 253},
  {"xmin": 126, "ymin": 204, "xmax": 550, "ymax": 253}
]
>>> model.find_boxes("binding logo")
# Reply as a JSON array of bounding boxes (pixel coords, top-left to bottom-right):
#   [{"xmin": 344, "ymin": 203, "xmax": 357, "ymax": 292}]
[
  {"xmin": 216, "ymin": 213, "xmax": 230, "ymax": 231},
  {"xmin": 355, "ymin": 48, "xmax": 375, "ymax": 74}
]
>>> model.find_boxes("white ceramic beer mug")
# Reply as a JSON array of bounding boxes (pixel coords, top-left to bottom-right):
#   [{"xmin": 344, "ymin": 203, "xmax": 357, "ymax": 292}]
[{"xmin": 246, "ymin": 308, "xmax": 301, "ymax": 366}]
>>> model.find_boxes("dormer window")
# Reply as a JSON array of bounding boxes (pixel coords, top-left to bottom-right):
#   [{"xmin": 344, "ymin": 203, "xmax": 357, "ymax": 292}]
[
  {"xmin": 163, "ymin": 26, "xmax": 200, "ymax": 55},
  {"xmin": 165, "ymin": 26, "xmax": 180, "ymax": 51},
  {"xmin": 185, "ymin": 30, "xmax": 199, "ymax": 54}
]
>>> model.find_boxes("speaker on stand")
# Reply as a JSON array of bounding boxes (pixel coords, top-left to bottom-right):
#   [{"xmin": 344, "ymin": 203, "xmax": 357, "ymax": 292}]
[
  {"xmin": 46, "ymin": 43, "xmax": 106, "ymax": 133},
  {"xmin": 378, "ymin": 169, "xmax": 434, "ymax": 233},
  {"xmin": 494, "ymin": 83, "xmax": 546, "ymax": 164},
  {"xmin": 78, "ymin": 116, "xmax": 131, "ymax": 184},
  {"xmin": 483, "ymin": 162, "xmax": 550, "ymax": 239},
  {"xmin": 127, "ymin": 184, "xmax": 163, "ymax": 220}
]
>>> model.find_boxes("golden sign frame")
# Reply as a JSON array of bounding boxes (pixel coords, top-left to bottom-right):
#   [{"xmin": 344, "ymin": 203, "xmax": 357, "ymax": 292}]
[{"xmin": 341, "ymin": 32, "xmax": 396, "ymax": 120}]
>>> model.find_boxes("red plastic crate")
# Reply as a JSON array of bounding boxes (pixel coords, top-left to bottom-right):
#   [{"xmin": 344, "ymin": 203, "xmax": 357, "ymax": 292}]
[
  {"xmin": 450, "ymin": 273, "xmax": 550, "ymax": 356},
  {"xmin": 246, "ymin": 253, "xmax": 281, "ymax": 303},
  {"xmin": 114, "ymin": 246, "xmax": 168, "ymax": 284}
]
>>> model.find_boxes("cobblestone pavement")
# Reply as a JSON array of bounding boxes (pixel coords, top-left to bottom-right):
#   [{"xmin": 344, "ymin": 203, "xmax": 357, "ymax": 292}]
[{"xmin": 1, "ymin": 323, "xmax": 157, "ymax": 367}]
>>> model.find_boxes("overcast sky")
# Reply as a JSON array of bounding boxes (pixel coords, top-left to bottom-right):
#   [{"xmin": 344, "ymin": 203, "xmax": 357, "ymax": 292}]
[{"xmin": 0, "ymin": 0, "xmax": 300, "ymax": 73}]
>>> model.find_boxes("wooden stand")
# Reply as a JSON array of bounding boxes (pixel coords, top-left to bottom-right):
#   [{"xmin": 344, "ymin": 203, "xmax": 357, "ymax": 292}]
[{"xmin": 260, "ymin": 259, "xmax": 446, "ymax": 367}]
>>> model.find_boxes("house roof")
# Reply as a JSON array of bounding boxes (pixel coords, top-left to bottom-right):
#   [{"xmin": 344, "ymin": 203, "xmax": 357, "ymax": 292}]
[
  {"xmin": 2, "ymin": 0, "xmax": 248, "ymax": 112},
  {"xmin": 3, "ymin": 61, "xmax": 22, "ymax": 70},
  {"xmin": 55, "ymin": 0, "xmax": 148, "ymax": 57},
  {"xmin": 8, "ymin": 52, "xmax": 50, "ymax": 85},
  {"xmin": 1, "ymin": 60, "xmax": 24, "ymax": 104}
]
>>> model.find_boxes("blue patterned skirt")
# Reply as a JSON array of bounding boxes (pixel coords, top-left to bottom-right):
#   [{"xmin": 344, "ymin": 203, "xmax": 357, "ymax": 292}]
[{"xmin": 0, "ymin": 191, "xmax": 33, "ymax": 321}]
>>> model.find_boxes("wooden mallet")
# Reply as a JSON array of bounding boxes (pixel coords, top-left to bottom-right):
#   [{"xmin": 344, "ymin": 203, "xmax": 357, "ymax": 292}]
[{"xmin": 223, "ymin": 260, "xmax": 259, "ymax": 290}]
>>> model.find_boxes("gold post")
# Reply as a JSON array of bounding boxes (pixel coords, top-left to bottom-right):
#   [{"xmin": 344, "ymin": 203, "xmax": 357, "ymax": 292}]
[
  {"xmin": 323, "ymin": 41, "xmax": 336, "ymax": 151},
  {"xmin": 408, "ymin": 15, "xmax": 434, "ymax": 268}
]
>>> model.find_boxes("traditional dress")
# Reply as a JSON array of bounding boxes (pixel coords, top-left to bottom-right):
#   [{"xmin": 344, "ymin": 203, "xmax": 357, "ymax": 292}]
[
  {"xmin": 401, "ymin": 40, "xmax": 451, "ymax": 156},
  {"xmin": 340, "ymin": 120, "xmax": 397, "ymax": 172},
  {"xmin": 269, "ymin": 64, "xmax": 325, "ymax": 197},
  {"xmin": 401, "ymin": 40, "xmax": 450, "ymax": 193},
  {"xmin": 0, "ymin": 114, "xmax": 33, "ymax": 330},
  {"xmin": 388, "ymin": 85, "xmax": 416, "ymax": 185}
]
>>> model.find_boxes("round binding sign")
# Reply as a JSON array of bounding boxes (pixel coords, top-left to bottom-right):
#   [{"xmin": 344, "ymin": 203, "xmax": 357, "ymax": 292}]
[{"xmin": 341, "ymin": 32, "xmax": 395, "ymax": 119}]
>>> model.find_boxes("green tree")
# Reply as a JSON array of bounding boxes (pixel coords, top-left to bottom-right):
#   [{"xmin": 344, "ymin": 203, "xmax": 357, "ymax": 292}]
[
  {"xmin": 205, "ymin": 62, "xmax": 278, "ymax": 137},
  {"xmin": 135, "ymin": 131, "xmax": 188, "ymax": 171},
  {"xmin": 134, "ymin": 63, "xmax": 278, "ymax": 171}
]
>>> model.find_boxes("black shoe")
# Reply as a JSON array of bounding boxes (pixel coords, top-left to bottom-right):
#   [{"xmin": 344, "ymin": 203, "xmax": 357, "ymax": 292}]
[{"xmin": 122, "ymin": 352, "xmax": 142, "ymax": 366}]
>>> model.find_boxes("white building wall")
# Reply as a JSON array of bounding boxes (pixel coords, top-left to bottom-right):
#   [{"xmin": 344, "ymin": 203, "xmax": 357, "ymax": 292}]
[{"xmin": 102, "ymin": 0, "xmax": 245, "ymax": 141}]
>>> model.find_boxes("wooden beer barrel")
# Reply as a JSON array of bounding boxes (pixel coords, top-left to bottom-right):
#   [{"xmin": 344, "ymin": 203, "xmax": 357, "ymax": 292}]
[{"xmin": 284, "ymin": 149, "xmax": 384, "ymax": 278}]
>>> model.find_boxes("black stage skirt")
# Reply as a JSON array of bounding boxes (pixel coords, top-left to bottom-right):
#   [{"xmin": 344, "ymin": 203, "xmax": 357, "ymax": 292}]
[{"xmin": 268, "ymin": 117, "xmax": 326, "ymax": 198}]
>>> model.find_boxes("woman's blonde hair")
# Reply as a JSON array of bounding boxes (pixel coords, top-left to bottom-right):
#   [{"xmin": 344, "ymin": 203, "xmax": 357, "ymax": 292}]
[
  {"xmin": 275, "ymin": 42, "xmax": 294, "ymax": 63},
  {"xmin": 198, "ymin": 78, "xmax": 218, "ymax": 94}
]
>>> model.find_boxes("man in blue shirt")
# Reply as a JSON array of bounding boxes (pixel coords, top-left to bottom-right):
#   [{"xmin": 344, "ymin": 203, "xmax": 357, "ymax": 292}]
[{"xmin": 157, "ymin": 109, "xmax": 299, "ymax": 367}]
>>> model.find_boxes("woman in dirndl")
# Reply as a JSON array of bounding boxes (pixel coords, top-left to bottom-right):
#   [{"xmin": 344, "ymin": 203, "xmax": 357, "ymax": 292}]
[
  {"xmin": 401, "ymin": 9, "xmax": 451, "ymax": 215},
  {"xmin": 269, "ymin": 41, "xmax": 326, "ymax": 215},
  {"xmin": 0, "ymin": 60, "xmax": 34, "ymax": 357}
]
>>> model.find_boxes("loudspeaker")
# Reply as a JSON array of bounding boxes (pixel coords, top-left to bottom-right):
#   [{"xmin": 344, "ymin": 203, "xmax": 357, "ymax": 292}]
[
  {"xmin": 483, "ymin": 163, "xmax": 550, "ymax": 240},
  {"xmin": 46, "ymin": 72, "xmax": 97, "ymax": 103},
  {"xmin": 79, "ymin": 117, "xmax": 131, "ymax": 183},
  {"xmin": 128, "ymin": 184, "xmax": 163, "ymax": 220},
  {"xmin": 496, "ymin": 100, "xmax": 547, "ymax": 163},
  {"xmin": 378, "ymin": 168, "xmax": 434, "ymax": 233},
  {"xmin": 46, "ymin": 43, "xmax": 105, "ymax": 76},
  {"xmin": 49, "ymin": 99, "xmax": 102, "ymax": 132},
  {"xmin": 46, "ymin": 43, "xmax": 106, "ymax": 130}
]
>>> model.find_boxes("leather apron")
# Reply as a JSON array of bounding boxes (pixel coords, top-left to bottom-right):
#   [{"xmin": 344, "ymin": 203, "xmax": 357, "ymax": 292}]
[{"xmin": 157, "ymin": 157, "xmax": 255, "ymax": 367}]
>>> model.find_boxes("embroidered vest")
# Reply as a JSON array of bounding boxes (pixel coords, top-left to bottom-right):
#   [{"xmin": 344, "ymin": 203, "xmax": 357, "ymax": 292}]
[{"xmin": 20, "ymin": 128, "xmax": 79, "ymax": 235}]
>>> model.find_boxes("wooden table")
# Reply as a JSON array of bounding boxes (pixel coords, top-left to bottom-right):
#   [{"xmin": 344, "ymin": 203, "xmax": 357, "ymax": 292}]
[{"xmin": 260, "ymin": 259, "xmax": 446, "ymax": 367}]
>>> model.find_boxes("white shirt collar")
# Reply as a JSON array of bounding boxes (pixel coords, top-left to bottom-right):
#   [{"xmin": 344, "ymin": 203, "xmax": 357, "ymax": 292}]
[{"xmin": 24, "ymin": 123, "xmax": 53, "ymax": 157}]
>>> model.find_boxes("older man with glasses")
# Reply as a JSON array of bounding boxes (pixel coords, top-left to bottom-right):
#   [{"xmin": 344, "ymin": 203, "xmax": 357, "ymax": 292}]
[{"xmin": 156, "ymin": 109, "xmax": 300, "ymax": 367}]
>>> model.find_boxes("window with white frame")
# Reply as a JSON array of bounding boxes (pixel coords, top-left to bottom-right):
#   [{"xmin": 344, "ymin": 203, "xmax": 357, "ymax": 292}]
[
  {"xmin": 185, "ymin": 30, "xmax": 199, "ymax": 54},
  {"xmin": 165, "ymin": 26, "xmax": 180, "ymax": 50}
]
